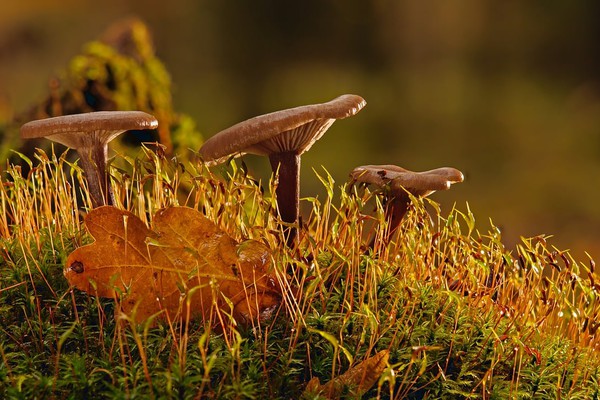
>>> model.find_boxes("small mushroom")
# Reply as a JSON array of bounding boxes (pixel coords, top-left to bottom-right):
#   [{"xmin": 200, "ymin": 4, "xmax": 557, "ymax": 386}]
[
  {"xmin": 350, "ymin": 164, "xmax": 464, "ymax": 242},
  {"xmin": 199, "ymin": 94, "xmax": 366, "ymax": 246},
  {"xmin": 20, "ymin": 111, "xmax": 158, "ymax": 207}
]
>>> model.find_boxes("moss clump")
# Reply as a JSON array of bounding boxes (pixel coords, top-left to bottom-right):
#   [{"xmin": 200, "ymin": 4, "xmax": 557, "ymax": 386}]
[{"xmin": 1, "ymin": 148, "xmax": 600, "ymax": 398}]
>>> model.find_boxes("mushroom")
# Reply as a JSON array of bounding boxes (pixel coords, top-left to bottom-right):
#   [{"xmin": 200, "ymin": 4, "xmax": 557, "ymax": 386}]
[
  {"xmin": 350, "ymin": 164, "xmax": 464, "ymax": 242},
  {"xmin": 20, "ymin": 111, "xmax": 158, "ymax": 207},
  {"xmin": 199, "ymin": 94, "xmax": 366, "ymax": 246}
]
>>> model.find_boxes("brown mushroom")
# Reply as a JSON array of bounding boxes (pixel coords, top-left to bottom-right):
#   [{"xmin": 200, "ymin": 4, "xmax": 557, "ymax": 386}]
[
  {"xmin": 20, "ymin": 111, "xmax": 158, "ymax": 207},
  {"xmin": 350, "ymin": 164, "xmax": 464, "ymax": 242},
  {"xmin": 199, "ymin": 94, "xmax": 366, "ymax": 246}
]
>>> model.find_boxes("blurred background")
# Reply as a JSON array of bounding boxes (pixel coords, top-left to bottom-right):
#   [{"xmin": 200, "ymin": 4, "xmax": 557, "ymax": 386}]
[{"xmin": 2, "ymin": 0, "xmax": 600, "ymax": 261}]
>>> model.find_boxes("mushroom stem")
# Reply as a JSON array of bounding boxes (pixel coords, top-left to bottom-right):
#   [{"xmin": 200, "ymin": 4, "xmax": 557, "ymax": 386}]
[
  {"xmin": 77, "ymin": 143, "xmax": 114, "ymax": 207},
  {"xmin": 367, "ymin": 194, "xmax": 409, "ymax": 248},
  {"xmin": 269, "ymin": 151, "xmax": 300, "ymax": 246},
  {"xmin": 386, "ymin": 193, "xmax": 410, "ymax": 238}
]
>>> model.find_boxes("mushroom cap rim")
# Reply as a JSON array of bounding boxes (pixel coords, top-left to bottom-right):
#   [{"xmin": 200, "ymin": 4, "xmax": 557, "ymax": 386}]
[
  {"xmin": 351, "ymin": 164, "xmax": 464, "ymax": 194},
  {"xmin": 199, "ymin": 94, "xmax": 366, "ymax": 163},
  {"xmin": 20, "ymin": 111, "xmax": 159, "ymax": 140}
]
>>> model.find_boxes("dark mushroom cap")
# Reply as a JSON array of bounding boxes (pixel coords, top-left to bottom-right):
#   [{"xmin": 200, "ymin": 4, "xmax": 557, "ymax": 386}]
[
  {"xmin": 351, "ymin": 165, "xmax": 464, "ymax": 198},
  {"xmin": 199, "ymin": 94, "xmax": 366, "ymax": 164},
  {"xmin": 20, "ymin": 111, "xmax": 158, "ymax": 149}
]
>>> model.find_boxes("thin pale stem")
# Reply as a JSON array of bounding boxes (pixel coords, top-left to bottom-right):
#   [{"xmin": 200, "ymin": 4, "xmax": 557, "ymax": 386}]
[{"xmin": 269, "ymin": 151, "xmax": 300, "ymax": 247}]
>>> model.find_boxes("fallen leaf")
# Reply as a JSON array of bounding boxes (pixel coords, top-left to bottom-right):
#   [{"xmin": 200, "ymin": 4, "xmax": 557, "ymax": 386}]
[
  {"xmin": 65, "ymin": 206, "xmax": 281, "ymax": 325},
  {"xmin": 304, "ymin": 349, "xmax": 389, "ymax": 399}
]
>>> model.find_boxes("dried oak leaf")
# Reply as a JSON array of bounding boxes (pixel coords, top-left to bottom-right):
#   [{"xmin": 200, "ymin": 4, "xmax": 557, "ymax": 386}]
[
  {"xmin": 304, "ymin": 350, "xmax": 390, "ymax": 399},
  {"xmin": 65, "ymin": 206, "xmax": 281, "ymax": 325}
]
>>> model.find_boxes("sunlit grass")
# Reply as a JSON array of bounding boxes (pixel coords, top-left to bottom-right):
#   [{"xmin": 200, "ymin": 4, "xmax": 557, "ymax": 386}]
[{"xmin": 1, "ymin": 146, "xmax": 600, "ymax": 398}]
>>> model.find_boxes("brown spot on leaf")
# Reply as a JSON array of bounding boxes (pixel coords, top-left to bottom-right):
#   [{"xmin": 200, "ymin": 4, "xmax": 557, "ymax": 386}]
[{"xmin": 69, "ymin": 261, "xmax": 84, "ymax": 274}]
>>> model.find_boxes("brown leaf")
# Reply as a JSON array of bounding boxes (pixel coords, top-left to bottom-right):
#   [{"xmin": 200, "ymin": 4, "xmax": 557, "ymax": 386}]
[
  {"xmin": 304, "ymin": 349, "xmax": 390, "ymax": 399},
  {"xmin": 65, "ymin": 206, "xmax": 281, "ymax": 325}
]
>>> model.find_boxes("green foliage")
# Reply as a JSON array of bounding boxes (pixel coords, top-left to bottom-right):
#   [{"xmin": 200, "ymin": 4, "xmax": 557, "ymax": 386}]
[
  {"xmin": 3, "ymin": 18, "xmax": 202, "ymax": 164},
  {"xmin": 1, "ymin": 148, "xmax": 600, "ymax": 398}
]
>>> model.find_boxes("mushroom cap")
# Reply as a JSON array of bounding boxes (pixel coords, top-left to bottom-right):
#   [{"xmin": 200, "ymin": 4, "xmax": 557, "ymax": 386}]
[
  {"xmin": 350, "ymin": 164, "xmax": 464, "ymax": 198},
  {"xmin": 199, "ymin": 94, "xmax": 366, "ymax": 164},
  {"xmin": 20, "ymin": 111, "xmax": 158, "ymax": 149}
]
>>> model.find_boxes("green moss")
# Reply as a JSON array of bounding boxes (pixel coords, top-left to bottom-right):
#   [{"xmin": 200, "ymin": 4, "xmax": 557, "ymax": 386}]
[{"xmin": 1, "ymin": 147, "xmax": 600, "ymax": 398}]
